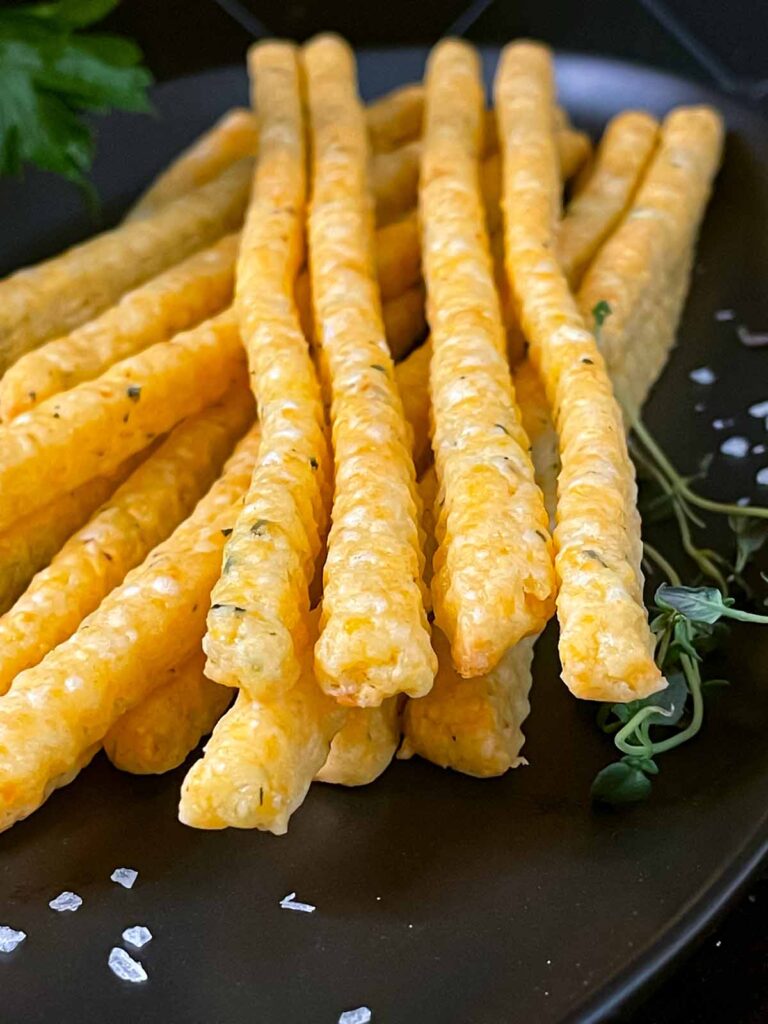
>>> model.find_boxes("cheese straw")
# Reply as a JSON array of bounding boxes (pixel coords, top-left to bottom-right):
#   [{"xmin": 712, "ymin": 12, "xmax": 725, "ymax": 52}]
[
  {"xmin": 306, "ymin": 34, "xmax": 435, "ymax": 707},
  {"xmin": 495, "ymin": 41, "xmax": 664, "ymax": 702},
  {"xmin": 0, "ymin": 309, "xmax": 246, "ymax": 532},
  {"xmin": 421, "ymin": 39, "xmax": 555, "ymax": 678},
  {"xmin": 205, "ymin": 42, "xmax": 331, "ymax": 699}
]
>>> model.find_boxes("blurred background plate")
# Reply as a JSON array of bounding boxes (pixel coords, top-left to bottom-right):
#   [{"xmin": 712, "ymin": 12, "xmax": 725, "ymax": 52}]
[{"xmin": 0, "ymin": 49, "xmax": 767, "ymax": 1024}]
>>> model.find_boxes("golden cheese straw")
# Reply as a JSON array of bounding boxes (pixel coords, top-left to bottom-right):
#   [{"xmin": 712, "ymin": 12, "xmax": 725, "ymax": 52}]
[
  {"xmin": 495, "ymin": 40, "xmax": 664, "ymax": 703},
  {"xmin": 0, "ymin": 234, "xmax": 239, "ymax": 421},
  {"xmin": 0, "ymin": 456, "xmax": 139, "ymax": 616},
  {"xmin": 180, "ymin": 610, "xmax": 346, "ymax": 833},
  {"xmin": 127, "ymin": 109, "xmax": 259, "ymax": 221},
  {"xmin": 0, "ymin": 309, "xmax": 246, "ymax": 532},
  {"xmin": 104, "ymin": 649, "xmax": 233, "ymax": 774},
  {"xmin": 0, "ymin": 388, "xmax": 253, "ymax": 695},
  {"xmin": 0, "ymin": 426, "xmax": 261, "ymax": 832},
  {"xmin": 206, "ymin": 42, "xmax": 331, "ymax": 699},
  {"xmin": 557, "ymin": 111, "xmax": 659, "ymax": 286},
  {"xmin": 316, "ymin": 699, "xmax": 401, "ymax": 786},
  {"xmin": 400, "ymin": 362, "xmax": 559, "ymax": 777},
  {"xmin": 306, "ymin": 34, "xmax": 435, "ymax": 707},
  {"xmin": 421, "ymin": 39, "xmax": 555, "ymax": 678},
  {"xmin": 0, "ymin": 161, "xmax": 251, "ymax": 371},
  {"xmin": 366, "ymin": 83, "xmax": 425, "ymax": 151},
  {"xmin": 578, "ymin": 106, "xmax": 724, "ymax": 414}
]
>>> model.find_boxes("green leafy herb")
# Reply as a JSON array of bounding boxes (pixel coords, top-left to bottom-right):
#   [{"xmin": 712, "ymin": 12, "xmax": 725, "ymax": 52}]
[
  {"xmin": 590, "ymin": 301, "xmax": 768, "ymax": 806},
  {"xmin": 0, "ymin": 0, "xmax": 152, "ymax": 192}
]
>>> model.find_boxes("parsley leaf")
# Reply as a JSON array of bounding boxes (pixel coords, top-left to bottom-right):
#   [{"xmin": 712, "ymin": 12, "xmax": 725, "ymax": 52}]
[{"xmin": 0, "ymin": 0, "xmax": 152, "ymax": 192}]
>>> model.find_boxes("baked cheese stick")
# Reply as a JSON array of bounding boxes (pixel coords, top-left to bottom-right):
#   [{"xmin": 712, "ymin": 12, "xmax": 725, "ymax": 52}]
[
  {"xmin": 0, "ymin": 388, "xmax": 253, "ymax": 695},
  {"xmin": 205, "ymin": 42, "xmax": 331, "ymax": 699},
  {"xmin": 1, "ymin": 234, "xmax": 239, "ymax": 421},
  {"xmin": 305, "ymin": 34, "xmax": 435, "ymax": 707},
  {"xmin": 316, "ymin": 699, "xmax": 401, "ymax": 786},
  {"xmin": 127, "ymin": 109, "xmax": 259, "ymax": 221},
  {"xmin": 180, "ymin": 611, "xmax": 346, "ymax": 833},
  {"xmin": 0, "ymin": 161, "xmax": 251, "ymax": 371},
  {"xmin": 421, "ymin": 39, "xmax": 555, "ymax": 678},
  {"xmin": 0, "ymin": 457, "xmax": 138, "ymax": 617},
  {"xmin": 495, "ymin": 40, "xmax": 664, "ymax": 703},
  {"xmin": 578, "ymin": 106, "xmax": 724, "ymax": 414},
  {"xmin": 0, "ymin": 309, "xmax": 246, "ymax": 532},
  {"xmin": 0, "ymin": 425, "xmax": 261, "ymax": 832},
  {"xmin": 557, "ymin": 111, "xmax": 659, "ymax": 286},
  {"xmin": 104, "ymin": 649, "xmax": 233, "ymax": 774}
]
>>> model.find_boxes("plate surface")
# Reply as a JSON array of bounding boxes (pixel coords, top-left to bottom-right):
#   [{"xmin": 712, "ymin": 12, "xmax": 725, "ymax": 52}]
[{"xmin": 1, "ymin": 50, "xmax": 767, "ymax": 1024}]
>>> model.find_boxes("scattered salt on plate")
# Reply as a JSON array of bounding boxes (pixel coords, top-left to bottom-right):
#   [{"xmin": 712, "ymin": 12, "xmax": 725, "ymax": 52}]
[
  {"xmin": 338, "ymin": 1008, "xmax": 372, "ymax": 1024},
  {"xmin": 279, "ymin": 892, "xmax": 316, "ymax": 913},
  {"xmin": 0, "ymin": 926, "xmax": 26, "ymax": 953},
  {"xmin": 122, "ymin": 925, "xmax": 152, "ymax": 948},
  {"xmin": 689, "ymin": 367, "xmax": 716, "ymax": 385},
  {"xmin": 49, "ymin": 891, "xmax": 82, "ymax": 912},
  {"xmin": 748, "ymin": 399, "xmax": 768, "ymax": 419},
  {"xmin": 737, "ymin": 325, "xmax": 768, "ymax": 348},
  {"xmin": 720, "ymin": 437, "xmax": 750, "ymax": 458},
  {"xmin": 753, "ymin": 444, "xmax": 767, "ymax": 455},
  {"xmin": 111, "ymin": 867, "xmax": 138, "ymax": 889},
  {"xmin": 108, "ymin": 946, "xmax": 147, "ymax": 983},
  {"xmin": 712, "ymin": 418, "xmax": 734, "ymax": 431},
  {"xmin": 757, "ymin": 468, "xmax": 768, "ymax": 486},
  {"xmin": 715, "ymin": 309, "xmax": 735, "ymax": 321}
]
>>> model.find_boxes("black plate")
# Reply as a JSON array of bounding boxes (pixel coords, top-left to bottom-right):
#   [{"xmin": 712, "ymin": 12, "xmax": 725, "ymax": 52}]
[{"xmin": 1, "ymin": 50, "xmax": 767, "ymax": 1024}]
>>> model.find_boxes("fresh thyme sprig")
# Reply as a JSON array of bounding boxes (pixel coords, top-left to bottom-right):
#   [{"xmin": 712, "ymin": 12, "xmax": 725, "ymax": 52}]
[{"xmin": 589, "ymin": 301, "xmax": 768, "ymax": 805}]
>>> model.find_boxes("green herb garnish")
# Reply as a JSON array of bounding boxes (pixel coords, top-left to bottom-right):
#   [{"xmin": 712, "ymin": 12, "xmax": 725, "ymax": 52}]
[
  {"xmin": 126, "ymin": 384, "xmax": 141, "ymax": 401},
  {"xmin": 590, "ymin": 301, "xmax": 768, "ymax": 806},
  {"xmin": 0, "ymin": 0, "xmax": 152, "ymax": 193}
]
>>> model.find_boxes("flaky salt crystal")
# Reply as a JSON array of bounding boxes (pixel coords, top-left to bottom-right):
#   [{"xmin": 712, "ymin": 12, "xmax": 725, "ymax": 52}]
[
  {"xmin": 338, "ymin": 1009, "xmax": 372, "ymax": 1024},
  {"xmin": 720, "ymin": 437, "xmax": 750, "ymax": 458},
  {"xmin": 279, "ymin": 892, "xmax": 316, "ymax": 913},
  {"xmin": 748, "ymin": 399, "xmax": 768, "ymax": 418},
  {"xmin": 111, "ymin": 867, "xmax": 138, "ymax": 889},
  {"xmin": 757, "ymin": 467, "xmax": 768, "ymax": 486},
  {"xmin": 689, "ymin": 367, "xmax": 716, "ymax": 385},
  {"xmin": 108, "ymin": 947, "xmax": 147, "ymax": 983},
  {"xmin": 49, "ymin": 891, "xmax": 82, "ymax": 912},
  {"xmin": 715, "ymin": 309, "xmax": 735, "ymax": 321},
  {"xmin": 122, "ymin": 925, "xmax": 152, "ymax": 948},
  {"xmin": 712, "ymin": 418, "xmax": 734, "ymax": 431},
  {"xmin": 0, "ymin": 926, "xmax": 26, "ymax": 953}
]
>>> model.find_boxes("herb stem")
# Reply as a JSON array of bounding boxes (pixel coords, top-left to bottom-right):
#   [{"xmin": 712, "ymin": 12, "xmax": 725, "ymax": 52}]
[
  {"xmin": 629, "ymin": 411, "xmax": 768, "ymax": 521},
  {"xmin": 642, "ymin": 542, "xmax": 681, "ymax": 586},
  {"xmin": 649, "ymin": 651, "xmax": 704, "ymax": 754}
]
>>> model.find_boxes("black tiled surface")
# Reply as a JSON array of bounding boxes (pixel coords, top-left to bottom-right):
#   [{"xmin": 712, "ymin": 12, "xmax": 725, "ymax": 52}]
[{"xmin": 33, "ymin": 1, "xmax": 768, "ymax": 1020}]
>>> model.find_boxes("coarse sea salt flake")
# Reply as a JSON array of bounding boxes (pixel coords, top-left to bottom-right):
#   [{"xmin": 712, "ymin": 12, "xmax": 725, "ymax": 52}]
[
  {"xmin": 108, "ymin": 947, "xmax": 147, "ymax": 983},
  {"xmin": 338, "ymin": 1008, "xmax": 372, "ymax": 1024},
  {"xmin": 279, "ymin": 892, "xmax": 316, "ymax": 913},
  {"xmin": 753, "ymin": 444, "xmax": 767, "ymax": 455},
  {"xmin": 748, "ymin": 400, "xmax": 768, "ymax": 418},
  {"xmin": 712, "ymin": 418, "xmax": 734, "ymax": 431},
  {"xmin": 715, "ymin": 309, "xmax": 735, "ymax": 321},
  {"xmin": 111, "ymin": 867, "xmax": 138, "ymax": 889},
  {"xmin": 689, "ymin": 367, "xmax": 716, "ymax": 385},
  {"xmin": 122, "ymin": 925, "xmax": 152, "ymax": 948},
  {"xmin": 0, "ymin": 926, "xmax": 26, "ymax": 953},
  {"xmin": 720, "ymin": 436, "xmax": 749, "ymax": 458},
  {"xmin": 757, "ymin": 467, "xmax": 768, "ymax": 486},
  {"xmin": 49, "ymin": 891, "xmax": 82, "ymax": 912}
]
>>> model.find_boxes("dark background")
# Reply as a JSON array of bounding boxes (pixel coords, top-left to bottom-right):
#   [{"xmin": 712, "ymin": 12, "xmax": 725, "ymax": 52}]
[{"xmin": 50, "ymin": 1, "xmax": 768, "ymax": 1021}]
